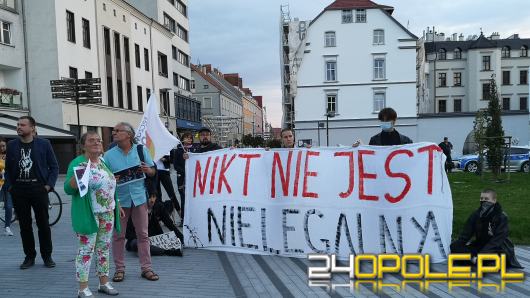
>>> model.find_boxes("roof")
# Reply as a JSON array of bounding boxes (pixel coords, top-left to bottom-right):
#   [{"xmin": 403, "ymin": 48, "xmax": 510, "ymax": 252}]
[
  {"xmin": 0, "ymin": 113, "xmax": 76, "ymax": 139},
  {"xmin": 424, "ymin": 34, "xmax": 530, "ymax": 53},
  {"xmin": 308, "ymin": 0, "xmax": 417, "ymax": 39},
  {"xmin": 191, "ymin": 64, "xmax": 243, "ymax": 104}
]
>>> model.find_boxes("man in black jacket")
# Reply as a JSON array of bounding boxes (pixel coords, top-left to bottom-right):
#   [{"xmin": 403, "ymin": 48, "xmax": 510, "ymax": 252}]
[
  {"xmin": 5, "ymin": 116, "xmax": 59, "ymax": 269},
  {"xmin": 450, "ymin": 189, "xmax": 522, "ymax": 268},
  {"xmin": 369, "ymin": 107, "xmax": 412, "ymax": 146},
  {"xmin": 195, "ymin": 127, "xmax": 222, "ymax": 153}
]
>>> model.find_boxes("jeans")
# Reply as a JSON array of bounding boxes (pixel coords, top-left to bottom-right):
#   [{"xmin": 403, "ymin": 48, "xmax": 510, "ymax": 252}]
[
  {"xmin": 2, "ymin": 188, "xmax": 13, "ymax": 228},
  {"xmin": 11, "ymin": 184, "xmax": 53, "ymax": 259}
]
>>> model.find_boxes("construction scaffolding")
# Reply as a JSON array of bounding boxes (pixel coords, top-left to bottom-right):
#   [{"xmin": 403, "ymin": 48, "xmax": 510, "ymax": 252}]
[{"xmin": 201, "ymin": 115, "xmax": 243, "ymax": 148}]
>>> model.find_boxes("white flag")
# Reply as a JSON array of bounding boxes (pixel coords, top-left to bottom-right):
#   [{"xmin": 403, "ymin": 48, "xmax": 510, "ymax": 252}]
[
  {"xmin": 74, "ymin": 159, "xmax": 91, "ymax": 197},
  {"xmin": 135, "ymin": 94, "xmax": 181, "ymax": 161}
]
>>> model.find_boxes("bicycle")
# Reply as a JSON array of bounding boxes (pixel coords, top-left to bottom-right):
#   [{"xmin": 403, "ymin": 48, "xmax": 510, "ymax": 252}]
[{"xmin": 0, "ymin": 190, "xmax": 63, "ymax": 227}]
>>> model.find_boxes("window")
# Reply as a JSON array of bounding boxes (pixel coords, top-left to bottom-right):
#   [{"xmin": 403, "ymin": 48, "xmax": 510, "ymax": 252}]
[
  {"xmin": 0, "ymin": 0, "xmax": 16, "ymax": 10},
  {"xmin": 172, "ymin": 45, "xmax": 177, "ymax": 60},
  {"xmin": 453, "ymin": 72, "xmax": 461, "ymax": 86},
  {"xmin": 454, "ymin": 99, "xmax": 462, "ymax": 112},
  {"xmin": 173, "ymin": 72, "xmax": 178, "ymax": 86},
  {"xmin": 438, "ymin": 72, "xmax": 446, "ymax": 87},
  {"xmin": 341, "ymin": 10, "xmax": 353, "ymax": 23},
  {"xmin": 163, "ymin": 13, "xmax": 176, "ymax": 33},
  {"xmin": 520, "ymin": 70, "xmax": 528, "ymax": 84},
  {"xmin": 454, "ymin": 48, "xmax": 462, "ymax": 59},
  {"xmin": 123, "ymin": 37, "xmax": 129, "ymax": 63},
  {"xmin": 521, "ymin": 46, "xmax": 528, "ymax": 57},
  {"xmin": 160, "ymin": 91, "xmax": 170, "ymax": 115},
  {"xmin": 82, "ymin": 18, "xmax": 90, "ymax": 48},
  {"xmin": 438, "ymin": 100, "xmax": 446, "ymax": 113},
  {"xmin": 190, "ymin": 80, "xmax": 195, "ymax": 89},
  {"xmin": 482, "ymin": 83, "xmax": 490, "ymax": 100},
  {"xmin": 103, "ymin": 27, "xmax": 110, "ymax": 55},
  {"xmin": 501, "ymin": 46, "xmax": 511, "ymax": 58},
  {"xmin": 107, "ymin": 77, "xmax": 113, "ymax": 107},
  {"xmin": 116, "ymin": 79, "xmax": 123, "ymax": 108},
  {"xmin": 502, "ymin": 97, "xmax": 510, "ymax": 110},
  {"xmin": 157, "ymin": 52, "xmax": 168, "ymax": 77},
  {"xmin": 356, "ymin": 9, "xmax": 366, "ymax": 23},
  {"xmin": 203, "ymin": 85, "xmax": 209, "ymax": 89},
  {"xmin": 85, "ymin": 71, "xmax": 92, "ymax": 78},
  {"xmin": 203, "ymin": 97, "xmax": 212, "ymax": 108},
  {"xmin": 137, "ymin": 86, "xmax": 143, "ymax": 111},
  {"xmin": 326, "ymin": 94, "xmax": 337, "ymax": 113},
  {"xmin": 324, "ymin": 31, "xmax": 336, "ymax": 47},
  {"xmin": 126, "ymin": 82, "xmax": 132, "ymax": 110},
  {"xmin": 66, "ymin": 10, "xmax": 75, "ymax": 43},
  {"xmin": 373, "ymin": 29, "xmax": 384, "ymax": 45},
  {"xmin": 134, "ymin": 44, "xmax": 140, "ymax": 67},
  {"xmin": 373, "ymin": 91, "xmax": 385, "ymax": 112},
  {"xmin": 103, "ymin": 3, "xmax": 106, "ymax": 11},
  {"xmin": 179, "ymin": 76, "xmax": 190, "ymax": 91},
  {"xmin": 146, "ymin": 88, "xmax": 151, "ymax": 101},
  {"xmin": 373, "ymin": 58, "xmax": 385, "ymax": 80},
  {"xmin": 521, "ymin": 97, "xmax": 528, "ymax": 110},
  {"xmin": 177, "ymin": 50, "xmax": 189, "ymax": 66},
  {"xmin": 69, "ymin": 66, "xmax": 78, "ymax": 79},
  {"xmin": 438, "ymin": 48, "xmax": 446, "ymax": 60},
  {"xmin": 0, "ymin": 21, "xmax": 11, "ymax": 45},
  {"xmin": 176, "ymin": 0, "xmax": 187, "ymax": 17},
  {"xmin": 325, "ymin": 61, "xmax": 337, "ymax": 81},
  {"xmin": 144, "ymin": 48, "xmax": 149, "ymax": 71},
  {"xmin": 502, "ymin": 71, "xmax": 510, "ymax": 85},
  {"xmin": 482, "ymin": 56, "xmax": 491, "ymax": 70},
  {"xmin": 114, "ymin": 32, "xmax": 120, "ymax": 59},
  {"xmin": 177, "ymin": 24, "xmax": 188, "ymax": 42}
]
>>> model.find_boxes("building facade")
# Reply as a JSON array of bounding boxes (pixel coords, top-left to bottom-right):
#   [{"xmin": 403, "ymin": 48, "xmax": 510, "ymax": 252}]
[
  {"xmin": 0, "ymin": 0, "xmax": 27, "ymax": 118},
  {"xmin": 191, "ymin": 64, "xmax": 243, "ymax": 147},
  {"xmin": 20, "ymin": 0, "xmax": 190, "ymax": 148},
  {"xmin": 283, "ymin": 0, "xmax": 418, "ymax": 146},
  {"xmin": 417, "ymin": 30, "xmax": 530, "ymax": 155}
]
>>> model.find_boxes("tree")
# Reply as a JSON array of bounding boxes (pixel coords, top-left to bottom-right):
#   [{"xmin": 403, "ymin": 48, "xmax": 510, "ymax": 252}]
[
  {"xmin": 473, "ymin": 108, "xmax": 488, "ymax": 175},
  {"xmin": 266, "ymin": 138, "xmax": 282, "ymax": 148},
  {"xmin": 241, "ymin": 134, "xmax": 265, "ymax": 148},
  {"xmin": 484, "ymin": 75, "xmax": 505, "ymax": 177}
]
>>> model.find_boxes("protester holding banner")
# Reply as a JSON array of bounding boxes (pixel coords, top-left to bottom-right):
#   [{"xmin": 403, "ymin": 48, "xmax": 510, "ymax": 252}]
[
  {"xmin": 450, "ymin": 189, "xmax": 522, "ymax": 268},
  {"xmin": 369, "ymin": 107, "xmax": 412, "ymax": 146},
  {"xmin": 5, "ymin": 116, "xmax": 59, "ymax": 269},
  {"xmin": 64, "ymin": 131, "xmax": 123, "ymax": 297},
  {"xmin": 173, "ymin": 132, "xmax": 195, "ymax": 222},
  {"xmin": 104, "ymin": 122, "xmax": 159, "ymax": 282},
  {"xmin": 155, "ymin": 155, "xmax": 180, "ymax": 213},
  {"xmin": 195, "ymin": 127, "xmax": 222, "ymax": 153}
]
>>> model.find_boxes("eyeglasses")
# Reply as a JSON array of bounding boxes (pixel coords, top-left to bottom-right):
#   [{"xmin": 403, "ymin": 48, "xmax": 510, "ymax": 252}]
[
  {"xmin": 112, "ymin": 129, "xmax": 128, "ymax": 133},
  {"xmin": 86, "ymin": 139, "xmax": 102, "ymax": 144}
]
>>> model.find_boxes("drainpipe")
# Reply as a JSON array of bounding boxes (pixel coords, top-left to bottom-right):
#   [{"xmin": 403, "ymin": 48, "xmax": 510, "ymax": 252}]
[
  {"xmin": 149, "ymin": 19, "xmax": 155, "ymax": 92},
  {"xmin": 21, "ymin": 0, "xmax": 31, "ymax": 114}
]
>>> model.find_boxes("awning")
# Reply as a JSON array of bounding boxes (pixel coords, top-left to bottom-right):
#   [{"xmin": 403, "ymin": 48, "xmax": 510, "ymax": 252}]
[{"xmin": 0, "ymin": 113, "xmax": 76, "ymax": 139}]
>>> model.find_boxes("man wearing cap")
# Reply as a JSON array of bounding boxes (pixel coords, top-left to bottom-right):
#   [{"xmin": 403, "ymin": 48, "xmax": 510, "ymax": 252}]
[{"xmin": 195, "ymin": 127, "xmax": 222, "ymax": 153}]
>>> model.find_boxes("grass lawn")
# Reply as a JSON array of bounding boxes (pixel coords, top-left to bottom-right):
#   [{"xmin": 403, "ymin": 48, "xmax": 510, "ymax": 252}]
[{"xmin": 449, "ymin": 172, "xmax": 530, "ymax": 245}]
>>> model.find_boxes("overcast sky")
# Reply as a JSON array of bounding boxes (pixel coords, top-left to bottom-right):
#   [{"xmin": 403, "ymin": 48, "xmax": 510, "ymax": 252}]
[{"xmin": 189, "ymin": 0, "xmax": 530, "ymax": 127}]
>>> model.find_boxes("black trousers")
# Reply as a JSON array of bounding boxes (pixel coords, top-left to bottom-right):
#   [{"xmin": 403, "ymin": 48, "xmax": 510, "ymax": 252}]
[
  {"xmin": 11, "ymin": 184, "xmax": 52, "ymax": 259},
  {"xmin": 177, "ymin": 174, "xmax": 185, "ymax": 218},
  {"xmin": 156, "ymin": 170, "xmax": 180, "ymax": 212}
]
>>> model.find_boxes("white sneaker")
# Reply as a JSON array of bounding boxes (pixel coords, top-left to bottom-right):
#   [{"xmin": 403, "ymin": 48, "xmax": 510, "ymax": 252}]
[
  {"xmin": 4, "ymin": 227, "xmax": 13, "ymax": 236},
  {"xmin": 78, "ymin": 288, "xmax": 93, "ymax": 297}
]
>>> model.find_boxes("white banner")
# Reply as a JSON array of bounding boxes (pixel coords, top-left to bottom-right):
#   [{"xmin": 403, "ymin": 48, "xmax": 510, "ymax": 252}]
[{"xmin": 184, "ymin": 143, "xmax": 452, "ymax": 262}]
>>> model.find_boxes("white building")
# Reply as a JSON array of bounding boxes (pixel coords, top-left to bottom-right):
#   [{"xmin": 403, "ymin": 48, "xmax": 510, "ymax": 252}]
[
  {"xmin": 20, "ymin": 0, "xmax": 189, "ymax": 147},
  {"xmin": 284, "ymin": 0, "xmax": 418, "ymax": 146},
  {"xmin": 0, "ymin": 0, "xmax": 27, "ymax": 117},
  {"xmin": 417, "ymin": 30, "xmax": 530, "ymax": 155}
]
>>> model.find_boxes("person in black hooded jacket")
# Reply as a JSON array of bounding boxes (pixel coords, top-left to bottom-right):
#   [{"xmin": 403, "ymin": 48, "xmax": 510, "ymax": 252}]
[{"xmin": 450, "ymin": 189, "xmax": 522, "ymax": 268}]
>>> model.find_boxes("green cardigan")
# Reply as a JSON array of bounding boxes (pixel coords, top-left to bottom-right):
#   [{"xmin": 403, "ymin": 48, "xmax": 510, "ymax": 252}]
[{"xmin": 64, "ymin": 155, "xmax": 121, "ymax": 235}]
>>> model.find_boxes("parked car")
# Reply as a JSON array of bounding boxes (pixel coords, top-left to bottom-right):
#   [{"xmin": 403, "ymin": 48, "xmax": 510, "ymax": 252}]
[{"xmin": 454, "ymin": 146, "xmax": 530, "ymax": 173}]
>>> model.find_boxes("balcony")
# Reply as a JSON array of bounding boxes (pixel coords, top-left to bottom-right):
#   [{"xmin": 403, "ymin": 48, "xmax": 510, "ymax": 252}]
[{"xmin": 0, "ymin": 88, "xmax": 24, "ymax": 109}]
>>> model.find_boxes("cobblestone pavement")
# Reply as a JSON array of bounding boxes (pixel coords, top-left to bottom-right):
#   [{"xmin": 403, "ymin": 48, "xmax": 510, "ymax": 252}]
[{"xmin": 0, "ymin": 173, "xmax": 529, "ymax": 297}]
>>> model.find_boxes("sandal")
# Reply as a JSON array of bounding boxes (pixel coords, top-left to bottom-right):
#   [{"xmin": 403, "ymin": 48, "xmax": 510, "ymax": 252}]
[
  {"xmin": 141, "ymin": 270, "xmax": 159, "ymax": 281},
  {"xmin": 112, "ymin": 271, "xmax": 125, "ymax": 282}
]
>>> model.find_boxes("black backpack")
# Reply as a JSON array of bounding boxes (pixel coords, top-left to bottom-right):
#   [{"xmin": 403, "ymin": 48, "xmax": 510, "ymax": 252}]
[{"xmin": 136, "ymin": 144, "xmax": 158, "ymax": 198}]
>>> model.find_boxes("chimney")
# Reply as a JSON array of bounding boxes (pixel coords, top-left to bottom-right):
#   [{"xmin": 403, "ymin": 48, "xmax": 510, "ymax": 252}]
[
  {"xmin": 203, "ymin": 64, "xmax": 212, "ymax": 73},
  {"xmin": 223, "ymin": 73, "xmax": 240, "ymax": 87},
  {"xmin": 254, "ymin": 96, "xmax": 263, "ymax": 108},
  {"xmin": 238, "ymin": 78, "xmax": 243, "ymax": 88}
]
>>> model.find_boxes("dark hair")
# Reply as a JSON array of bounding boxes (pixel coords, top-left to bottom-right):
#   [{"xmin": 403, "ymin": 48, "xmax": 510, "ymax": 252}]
[
  {"xmin": 19, "ymin": 116, "xmax": 36, "ymax": 127},
  {"xmin": 181, "ymin": 132, "xmax": 193, "ymax": 140},
  {"xmin": 0, "ymin": 136, "xmax": 6, "ymax": 143},
  {"xmin": 481, "ymin": 188, "xmax": 497, "ymax": 200},
  {"xmin": 444, "ymin": 137, "xmax": 448, "ymax": 141},
  {"xmin": 378, "ymin": 107, "xmax": 397, "ymax": 122},
  {"xmin": 280, "ymin": 128, "xmax": 294, "ymax": 137}
]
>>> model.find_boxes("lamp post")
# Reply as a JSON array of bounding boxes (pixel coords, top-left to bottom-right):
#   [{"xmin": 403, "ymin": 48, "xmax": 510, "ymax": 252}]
[{"xmin": 325, "ymin": 110, "xmax": 336, "ymax": 146}]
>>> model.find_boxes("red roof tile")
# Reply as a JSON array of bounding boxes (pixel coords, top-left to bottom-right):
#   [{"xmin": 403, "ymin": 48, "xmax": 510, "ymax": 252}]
[{"xmin": 324, "ymin": 0, "xmax": 393, "ymax": 13}]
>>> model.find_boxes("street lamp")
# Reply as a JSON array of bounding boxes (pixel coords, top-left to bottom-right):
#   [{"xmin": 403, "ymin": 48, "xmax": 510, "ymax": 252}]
[{"xmin": 325, "ymin": 110, "xmax": 336, "ymax": 146}]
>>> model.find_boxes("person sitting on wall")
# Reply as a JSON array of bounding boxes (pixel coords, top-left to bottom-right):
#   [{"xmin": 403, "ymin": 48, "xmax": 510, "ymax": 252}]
[{"xmin": 450, "ymin": 189, "xmax": 523, "ymax": 268}]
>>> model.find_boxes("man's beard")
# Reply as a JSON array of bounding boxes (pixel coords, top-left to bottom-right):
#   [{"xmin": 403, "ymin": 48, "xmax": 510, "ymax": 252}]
[{"xmin": 201, "ymin": 140, "xmax": 211, "ymax": 146}]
